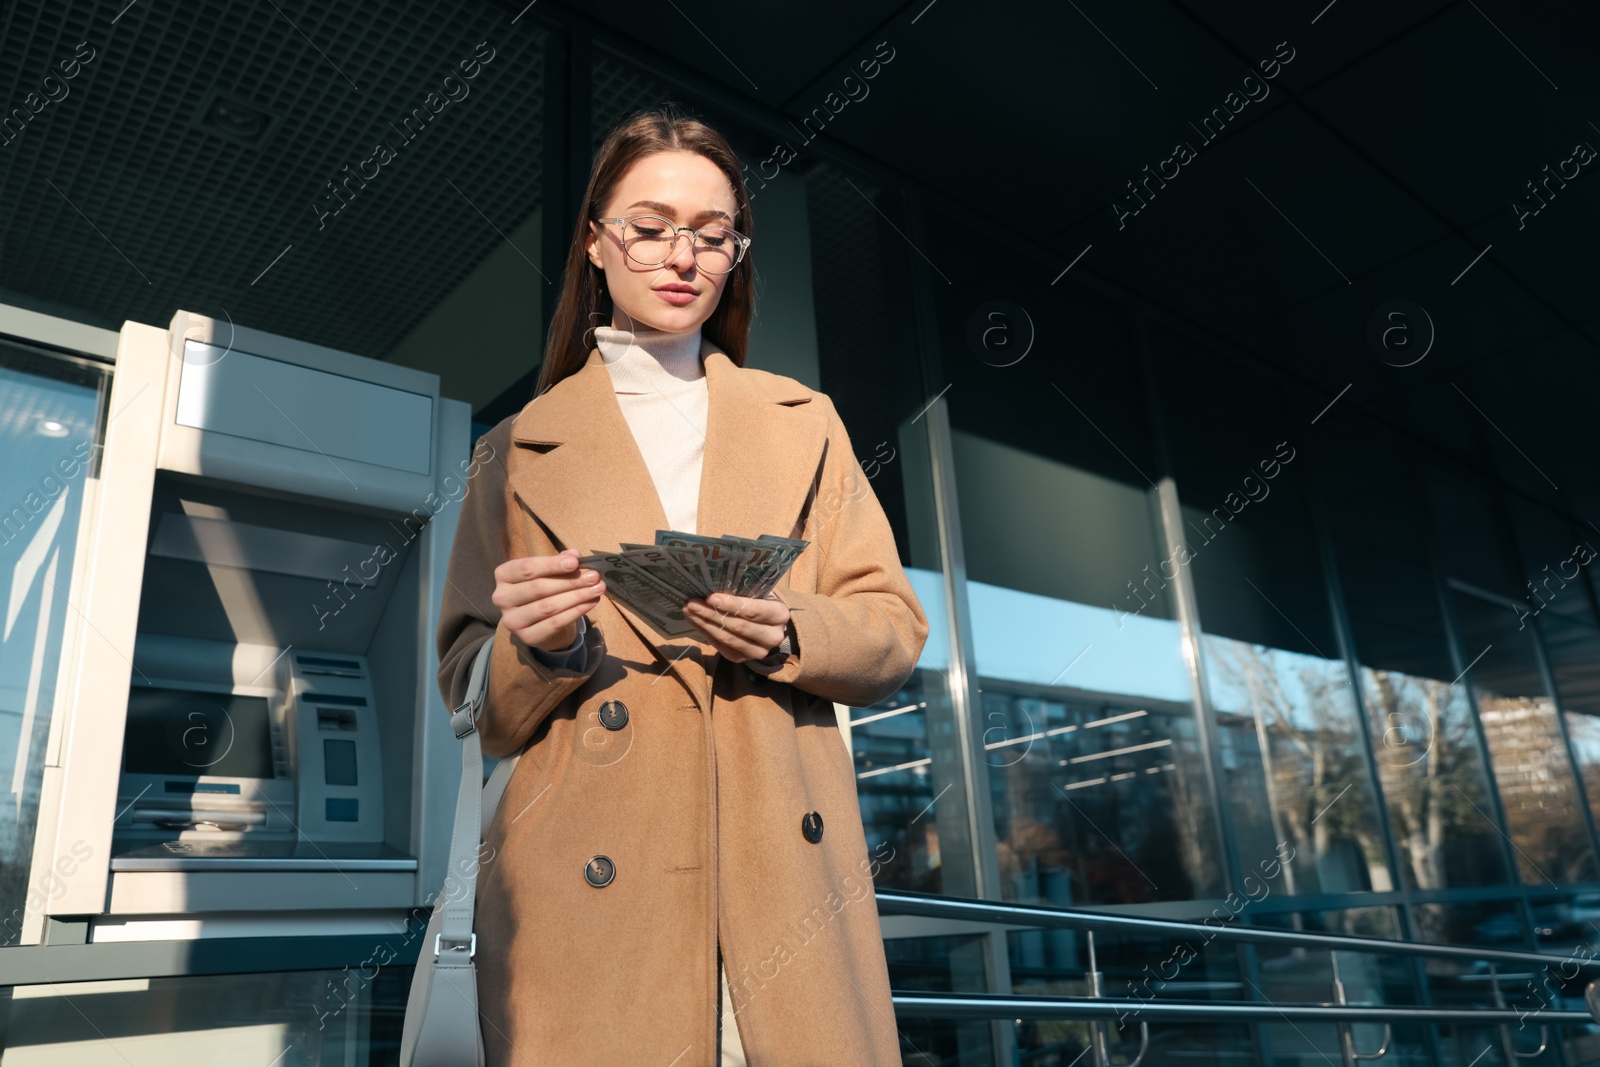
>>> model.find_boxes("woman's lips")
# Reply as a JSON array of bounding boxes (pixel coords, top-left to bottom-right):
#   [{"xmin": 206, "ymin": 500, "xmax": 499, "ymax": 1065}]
[{"xmin": 654, "ymin": 288, "xmax": 697, "ymax": 306}]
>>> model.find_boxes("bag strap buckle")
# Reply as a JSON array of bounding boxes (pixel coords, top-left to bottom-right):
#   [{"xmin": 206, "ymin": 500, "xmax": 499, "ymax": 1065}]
[
  {"xmin": 450, "ymin": 701, "xmax": 477, "ymax": 739},
  {"xmin": 434, "ymin": 931, "xmax": 476, "ymax": 958}
]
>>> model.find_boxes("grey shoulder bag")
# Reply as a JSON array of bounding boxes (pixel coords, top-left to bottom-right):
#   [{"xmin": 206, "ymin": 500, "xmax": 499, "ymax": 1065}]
[{"xmin": 399, "ymin": 634, "xmax": 520, "ymax": 1067}]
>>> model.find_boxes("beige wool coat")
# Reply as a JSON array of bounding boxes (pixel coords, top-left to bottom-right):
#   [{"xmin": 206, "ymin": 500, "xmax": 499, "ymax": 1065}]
[{"xmin": 435, "ymin": 338, "xmax": 930, "ymax": 1066}]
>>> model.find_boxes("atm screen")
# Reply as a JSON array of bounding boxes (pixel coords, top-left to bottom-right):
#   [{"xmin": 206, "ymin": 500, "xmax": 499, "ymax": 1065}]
[{"xmin": 124, "ymin": 686, "xmax": 275, "ymax": 779}]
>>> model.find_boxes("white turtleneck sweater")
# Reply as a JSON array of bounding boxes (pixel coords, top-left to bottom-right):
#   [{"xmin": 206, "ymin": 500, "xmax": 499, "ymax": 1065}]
[{"xmin": 596, "ymin": 321, "xmax": 709, "ymax": 534}]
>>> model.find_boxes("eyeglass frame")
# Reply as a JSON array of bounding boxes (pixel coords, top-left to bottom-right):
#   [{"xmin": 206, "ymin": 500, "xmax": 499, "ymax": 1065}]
[{"xmin": 591, "ymin": 213, "xmax": 752, "ymax": 274}]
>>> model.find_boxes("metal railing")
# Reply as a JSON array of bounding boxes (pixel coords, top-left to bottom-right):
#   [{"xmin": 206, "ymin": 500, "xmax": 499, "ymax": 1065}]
[{"xmin": 877, "ymin": 888, "xmax": 1600, "ymax": 1067}]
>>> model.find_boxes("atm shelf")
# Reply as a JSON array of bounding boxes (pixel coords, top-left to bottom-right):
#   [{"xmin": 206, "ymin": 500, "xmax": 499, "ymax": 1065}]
[
  {"xmin": 110, "ymin": 841, "xmax": 418, "ymax": 871},
  {"xmin": 2, "ymin": 930, "xmax": 434, "ymax": 987}
]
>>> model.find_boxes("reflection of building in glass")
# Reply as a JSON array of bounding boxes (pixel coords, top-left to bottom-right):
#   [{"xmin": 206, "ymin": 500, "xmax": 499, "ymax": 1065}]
[
  {"xmin": 1478, "ymin": 696, "xmax": 1597, "ymax": 883},
  {"xmin": 847, "ymin": 672, "xmax": 943, "ymax": 896},
  {"xmin": 983, "ymin": 687, "xmax": 1215, "ymax": 908}
]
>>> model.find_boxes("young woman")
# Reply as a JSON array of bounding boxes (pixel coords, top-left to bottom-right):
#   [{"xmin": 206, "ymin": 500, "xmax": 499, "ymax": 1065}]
[{"xmin": 435, "ymin": 104, "xmax": 929, "ymax": 1066}]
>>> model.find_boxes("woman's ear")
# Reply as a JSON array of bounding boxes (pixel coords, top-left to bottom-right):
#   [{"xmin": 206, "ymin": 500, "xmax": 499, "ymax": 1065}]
[{"xmin": 585, "ymin": 220, "xmax": 605, "ymax": 271}]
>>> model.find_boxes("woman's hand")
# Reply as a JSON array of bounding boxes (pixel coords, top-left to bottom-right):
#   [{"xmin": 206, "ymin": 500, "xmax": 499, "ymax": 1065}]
[
  {"xmin": 684, "ymin": 591, "xmax": 790, "ymax": 663},
  {"xmin": 492, "ymin": 547, "xmax": 606, "ymax": 653}
]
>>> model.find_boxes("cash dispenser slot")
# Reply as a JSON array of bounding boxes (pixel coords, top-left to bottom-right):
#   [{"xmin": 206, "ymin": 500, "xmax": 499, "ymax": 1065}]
[{"xmin": 317, "ymin": 706, "xmax": 359, "ymax": 731}]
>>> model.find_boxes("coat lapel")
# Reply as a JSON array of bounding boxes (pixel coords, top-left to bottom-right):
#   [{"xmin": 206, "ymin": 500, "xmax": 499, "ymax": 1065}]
[
  {"xmin": 506, "ymin": 345, "xmax": 671, "ymax": 557},
  {"xmin": 505, "ymin": 335, "xmax": 829, "ymax": 709},
  {"xmin": 694, "ymin": 342, "xmax": 829, "ymax": 551}
]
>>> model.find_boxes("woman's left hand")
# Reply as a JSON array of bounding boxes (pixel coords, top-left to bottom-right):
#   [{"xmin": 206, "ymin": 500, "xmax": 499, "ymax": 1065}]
[{"xmin": 684, "ymin": 591, "xmax": 790, "ymax": 663}]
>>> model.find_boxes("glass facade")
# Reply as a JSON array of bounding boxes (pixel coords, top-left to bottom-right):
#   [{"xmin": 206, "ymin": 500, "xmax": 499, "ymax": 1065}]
[
  {"xmin": 0, "ymin": 340, "xmax": 107, "ymax": 944},
  {"xmin": 4, "ymin": 7, "xmax": 1600, "ymax": 1067}
]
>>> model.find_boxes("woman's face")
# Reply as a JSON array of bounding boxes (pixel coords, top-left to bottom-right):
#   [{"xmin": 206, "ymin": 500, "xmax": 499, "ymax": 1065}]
[{"xmin": 586, "ymin": 150, "xmax": 740, "ymax": 335}]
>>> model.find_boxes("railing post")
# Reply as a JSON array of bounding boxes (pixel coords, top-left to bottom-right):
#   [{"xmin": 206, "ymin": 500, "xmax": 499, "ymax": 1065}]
[
  {"xmin": 1490, "ymin": 963, "xmax": 1549, "ymax": 1062},
  {"xmin": 1331, "ymin": 950, "xmax": 1391, "ymax": 1067},
  {"xmin": 1086, "ymin": 931, "xmax": 1147, "ymax": 1067}
]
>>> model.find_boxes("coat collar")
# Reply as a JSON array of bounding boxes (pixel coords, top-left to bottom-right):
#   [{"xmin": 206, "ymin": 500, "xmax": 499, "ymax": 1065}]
[
  {"xmin": 507, "ymin": 336, "xmax": 827, "ymax": 557},
  {"xmin": 505, "ymin": 337, "xmax": 828, "ymax": 704}
]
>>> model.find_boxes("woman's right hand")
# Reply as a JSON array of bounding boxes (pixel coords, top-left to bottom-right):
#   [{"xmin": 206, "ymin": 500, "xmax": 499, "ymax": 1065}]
[{"xmin": 491, "ymin": 547, "xmax": 606, "ymax": 653}]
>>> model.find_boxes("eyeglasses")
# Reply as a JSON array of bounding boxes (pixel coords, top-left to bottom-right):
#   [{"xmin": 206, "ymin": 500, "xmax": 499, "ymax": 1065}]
[{"xmin": 593, "ymin": 214, "xmax": 751, "ymax": 275}]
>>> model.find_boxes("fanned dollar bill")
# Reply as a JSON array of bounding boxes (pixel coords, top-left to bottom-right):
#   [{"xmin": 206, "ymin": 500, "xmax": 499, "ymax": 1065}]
[
  {"xmin": 615, "ymin": 544, "xmax": 707, "ymax": 604},
  {"xmin": 576, "ymin": 552, "xmax": 700, "ymax": 637},
  {"xmin": 712, "ymin": 534, "xmax": 759, "ymax": 599},
  {"xmin": 749, "ymin": 535, "xmax": 809, "ymax": 598},
  {"xmin": 653, "ymin": 531, "xmax": 747, "ymax": 594},
  {"xmin": 649, "ymin": 541, "xmax": 715, "ymax": 592},
  {"xmin": 576, "ymin": 530, "xmax": 810, "ymax": 639}
]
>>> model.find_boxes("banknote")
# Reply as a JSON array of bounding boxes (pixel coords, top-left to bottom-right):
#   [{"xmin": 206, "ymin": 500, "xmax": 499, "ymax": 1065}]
[
  {"xmin": 576, "ymin": 531, "xmax": 811, "ymax": 639},
  {"xmin": 654, "ymin": 530, "xmax": 810, "ymax": 598},
  {"xmin": 749, "ymin": 535, "xmax": 809, "ymax": 598},
  {"xmin": 711, "ymin": 535, "xmax": 756, "ymax": 600},
  {"xmin": 615, "ymin": 545, "xmax": 707, "ymax": 604},
  {"xmin": 735, "ymin": 536, "xmax": 778, "ymax": 598},
  {"xmin": 654, "ymin": 531, "xmax": 749, "ymax": 594},
  {"xmin": 649, "ymin": 541, "xmax": 714, "ymax": 592},
  {"xmin": 575, "ymin": 552, "xmax": 700, "ymax": 637}
]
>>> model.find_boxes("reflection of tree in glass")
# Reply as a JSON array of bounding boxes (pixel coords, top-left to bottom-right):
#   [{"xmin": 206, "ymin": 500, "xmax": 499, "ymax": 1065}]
[
  {"xmin": 1363, "ymin": 670, "xmax": 1504, "ymax": 897},
  {"xmin": 1209, "ymin": 640, "xmax": 1386, "ymax": 902}
]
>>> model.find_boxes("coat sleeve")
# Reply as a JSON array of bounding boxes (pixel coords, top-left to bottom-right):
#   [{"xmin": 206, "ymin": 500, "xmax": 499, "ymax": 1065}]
[
  {"xmin": 436, "ymin": 420, "xmax": 605, "ymax": 760},
  {"xmin": 527, "ymin": 615, "xmax": 589, "ymax": 673},
  {"xmin": 755, "ymin": 394, "xmax": 929, "ymax": 708}
]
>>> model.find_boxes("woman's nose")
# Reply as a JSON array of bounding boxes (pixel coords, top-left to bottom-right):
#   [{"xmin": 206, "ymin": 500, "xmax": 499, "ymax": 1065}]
[{"xmin": 665, "ymin": 231, "xmax": 697, "ymax": 271}]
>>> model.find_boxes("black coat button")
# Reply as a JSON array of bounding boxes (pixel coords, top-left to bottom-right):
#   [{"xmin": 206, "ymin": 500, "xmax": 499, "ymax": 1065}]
[
  {"xmin": 597, "ymin": 700, "xmax": 628, "ymax": 730},
  {"xmin": 584, "ymin": 855, "xmax": 615, "ymax": 887},
  {"xmin": 801, "ymin": 811, "xmax": 824, "ymax": 843}
]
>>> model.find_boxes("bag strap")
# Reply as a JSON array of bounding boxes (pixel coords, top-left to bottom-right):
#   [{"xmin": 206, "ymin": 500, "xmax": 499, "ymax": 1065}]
[{"xmin": 435, "ymin": 633, "xmax": 500, "ymax": 969}]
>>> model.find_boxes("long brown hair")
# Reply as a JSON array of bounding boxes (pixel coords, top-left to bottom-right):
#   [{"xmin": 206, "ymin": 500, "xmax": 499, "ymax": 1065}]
[{"xmin": 536, "ymin": 103, "xmax": 755, "ymax": 396}]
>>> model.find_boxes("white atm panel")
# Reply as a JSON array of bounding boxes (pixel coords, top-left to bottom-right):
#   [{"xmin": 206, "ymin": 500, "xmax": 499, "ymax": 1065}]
[
  {"xmin": 175, "ymin": 342, "xmax": 433, "ymax": 474},
  {"xmin": 152, "ymin": 313, "xmax": 442, "ymax": 513}
]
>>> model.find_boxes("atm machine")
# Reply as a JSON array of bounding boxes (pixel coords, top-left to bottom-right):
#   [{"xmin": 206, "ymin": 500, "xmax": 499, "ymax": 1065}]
[{"xmin": 22, "ymin": 309, "xmax": 470, "ymax": 945}]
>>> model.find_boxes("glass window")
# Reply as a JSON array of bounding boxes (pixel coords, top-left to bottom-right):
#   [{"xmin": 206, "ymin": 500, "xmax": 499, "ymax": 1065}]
[
  {"xmin": 799, "ymin": 167, "xmax": 960, "ymax": 896},
  {"xmin": 1531, "ymin": 895, "xmax": 1600, "ymax": 1067},
  {"xmin": 1530, "ymin": 893, "xmax": 1600, "ymax": 957},
  {"xmin": 1415, "ymin": 898, "xmax": 1528, "ymax": 948},
  {"xmin": 1415, "ymin": 898, "xmax": 1529, "ymax": 1000},
  {"xmin": 1451, "ymin": 589, "xmax": 1600, "ymax": 885},
  {"xmin": 1424, "ymin": 470, "xmax": 1523, "ymax": 602},
  {"xmin": 1011, "ymin": 923, "xmax": 1246, "ymax": 1004},
  {"xmin": 1016, "ymin": 923, "xmax": 1251, "ymax": 1067},
  {"xmin": 1533, "ymin": 606, "xmax": 1600, "ymax": 853},
  {"xmin": 987, "ymin": 685, "xmax": 1214, "ymax": 905},
  {"xmin": 1151, "ymin": 340, "xmax": 1391, "ymax": 898},
  {"xmin": 1255, "ymin": 907, "xmax": 1427, "ymax": 1067},
  {"xmin": 1507, "ymin": 501, "xmax": 1597, "ymax": 627},
  {"xmin": 920, "ymin": 209, "xmax": 1222, "ymax": 908},
  {"xmin": 804, "ymin": 163, "xmax": 927, "ymax": 570},
  {"xmin": 0, "ymin": 340, "xmax": 106, "ymax": 944},
  {"xmin": 1321, "ymin": 413, "xmax": 1513, "ymax": 891},
  {"xmin": 848, "ymin": 663, "xmax": 948, "ymax": 896},
  {"xmin": 883, "ymin": 933, "xmax": 994, "ymax": 1066},
  {"xmin": 1416, "ymin": 899, "xmax": 1561, "ymax": 1067}
]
